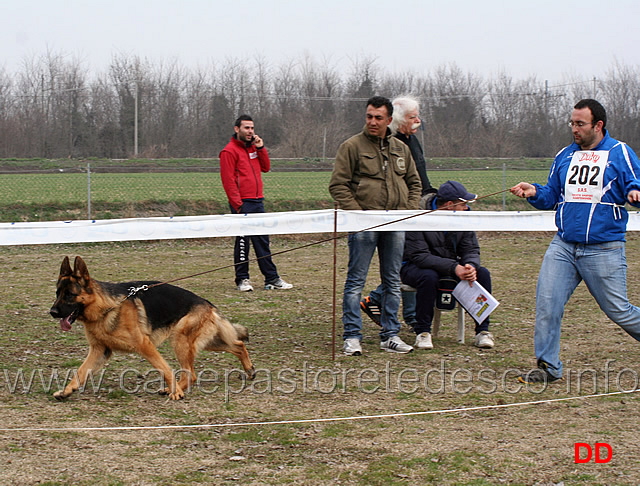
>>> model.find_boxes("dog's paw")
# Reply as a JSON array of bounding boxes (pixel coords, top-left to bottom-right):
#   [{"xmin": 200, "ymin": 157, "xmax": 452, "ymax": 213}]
[
  {"xmin": 246, "ymin": 367, "xmax": 256, "ymax": 380},
  {"xmin": 53, "ymin": 390, "xmax": 70, "ymax": 400},
  {"xmin": 160, "ymin": 387, "xmax": 185, "ymax": 400},
  {"xmin": 168, "ymin": 390, "xmax": 185, "ymax": 400}
]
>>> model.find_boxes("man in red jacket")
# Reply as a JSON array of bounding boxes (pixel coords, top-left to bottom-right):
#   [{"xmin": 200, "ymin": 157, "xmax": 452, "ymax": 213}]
[{"xmin": 220, "ymin": 115, "xmax": 293, "ymax": 292}]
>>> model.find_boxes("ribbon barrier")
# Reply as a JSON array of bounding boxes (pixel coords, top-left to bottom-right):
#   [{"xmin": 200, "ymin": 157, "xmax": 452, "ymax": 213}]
[{"xmin": 1, "ymin": 209, "xmax": 639, "ymax": 246}]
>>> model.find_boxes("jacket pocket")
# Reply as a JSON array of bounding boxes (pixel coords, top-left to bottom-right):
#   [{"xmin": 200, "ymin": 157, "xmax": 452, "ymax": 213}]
[{"xmin": 359, "ymin": 152, "xmax": 381, "ymax": 177}]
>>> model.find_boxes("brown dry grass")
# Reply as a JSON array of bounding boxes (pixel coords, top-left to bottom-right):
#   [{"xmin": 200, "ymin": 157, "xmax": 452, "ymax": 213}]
[{"xmin": 1, "ymin": 232, "xmax": 639, "ymax": 485}]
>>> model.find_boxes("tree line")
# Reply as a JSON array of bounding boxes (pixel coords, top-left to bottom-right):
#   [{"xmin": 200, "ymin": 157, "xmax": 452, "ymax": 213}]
[{"xmin": 1, "ymin": 52, "xmax": 639, "ymax": 160}]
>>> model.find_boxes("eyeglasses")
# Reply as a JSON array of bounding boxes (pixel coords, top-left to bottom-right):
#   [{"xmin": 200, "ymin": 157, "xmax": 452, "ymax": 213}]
[{"xmin": 568, "ymin": 121, "xmax": 593, "ymax": 128}]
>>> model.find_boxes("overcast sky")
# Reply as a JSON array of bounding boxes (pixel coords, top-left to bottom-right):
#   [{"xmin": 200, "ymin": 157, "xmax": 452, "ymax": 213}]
[{"xmin": 3, "ymin": 0, "xmax": 639, "ymax": 85}]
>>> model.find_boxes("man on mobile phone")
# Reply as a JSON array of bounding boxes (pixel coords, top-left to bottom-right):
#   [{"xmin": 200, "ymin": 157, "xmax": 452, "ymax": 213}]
[{"xmin": 220, "ymin": 115, "xmax": 293, "ymax": 292}]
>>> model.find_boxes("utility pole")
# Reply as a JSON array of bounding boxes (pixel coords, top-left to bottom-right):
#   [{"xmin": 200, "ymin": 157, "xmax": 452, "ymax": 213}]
[{"xmin": 134, "ymin": 82, "xmax": 139, "ymax": 156}]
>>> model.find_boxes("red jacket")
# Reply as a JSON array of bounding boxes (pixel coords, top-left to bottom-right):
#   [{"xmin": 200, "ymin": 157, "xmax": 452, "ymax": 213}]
[{"xmin": 219, "ymin": 136, "xmax": 271, "ymax": 211}]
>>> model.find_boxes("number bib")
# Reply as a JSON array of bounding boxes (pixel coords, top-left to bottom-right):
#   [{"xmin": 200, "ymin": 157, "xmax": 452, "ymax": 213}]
[{"xmin": 565, "ymin": 150, "xmax": 608, "ymax": 203}]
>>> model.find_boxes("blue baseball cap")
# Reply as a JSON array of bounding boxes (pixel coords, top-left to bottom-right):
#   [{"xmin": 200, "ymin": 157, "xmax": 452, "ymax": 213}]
[{"xmin": 437, "ymin": 181, "xmax": 477, "ymax": 202}]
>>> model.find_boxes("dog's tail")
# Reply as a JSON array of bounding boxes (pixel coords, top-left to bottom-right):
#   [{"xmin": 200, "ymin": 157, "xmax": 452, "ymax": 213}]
[
  {"xmin": 205, "ymin": 307, "xmax": 250, "ymax": 349},
  {"xmin": 232, "ymin": 323, "xmax": 250, "ymax": 343}
]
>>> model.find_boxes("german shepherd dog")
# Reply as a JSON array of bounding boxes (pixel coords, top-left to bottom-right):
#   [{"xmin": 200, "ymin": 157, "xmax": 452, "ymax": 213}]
[{"xmin": 49, "ymin": 256, "xmax": 255, "ymax": 400}]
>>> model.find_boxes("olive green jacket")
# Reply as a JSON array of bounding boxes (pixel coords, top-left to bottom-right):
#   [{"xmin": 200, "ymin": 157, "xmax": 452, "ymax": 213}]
[{"xmin": 329, "ymin": 126, "xmax": 422, "ymax": 210}]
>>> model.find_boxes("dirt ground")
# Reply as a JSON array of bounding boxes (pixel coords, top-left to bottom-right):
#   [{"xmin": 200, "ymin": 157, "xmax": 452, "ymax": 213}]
[{"xmin": 1, "ymin": 232, "xmax": 640, "ymax": 485}]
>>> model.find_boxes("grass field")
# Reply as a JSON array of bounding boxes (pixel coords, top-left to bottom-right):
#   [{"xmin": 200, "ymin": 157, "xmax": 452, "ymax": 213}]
[
  {"xmin": 0, "ymin": 166, "xmax": 550, "ymax": 222},
  {"xmin": 1, "ymin": 233, "xmax": 640, "ymax": 484}
]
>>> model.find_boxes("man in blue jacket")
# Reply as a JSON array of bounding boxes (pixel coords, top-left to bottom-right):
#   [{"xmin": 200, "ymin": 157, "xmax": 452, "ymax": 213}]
[{"xmin": 511, "ymin": 99, "xmax": 640, "ymax": 384}]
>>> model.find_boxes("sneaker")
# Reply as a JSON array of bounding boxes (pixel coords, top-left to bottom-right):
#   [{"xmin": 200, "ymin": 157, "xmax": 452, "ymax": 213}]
[
  {"xmin": 474, "ymin": 331, "xmax": 495, "ymax": 349},
  {"xmin": 264, "ymin": 278, "xmax": 293, "ymax": 290},
  {"xmin": 237, "ymin": 279, "xmax": 254, "ymax": 292},
  {"xmin": 518, "ymin": 361, "xmax": 562, "ymax": 384},
  {"xmin": 343, "ymin": 338, "xmax": 362, "ymax": 356},
  {"xmin": 360, "ymin": 296, "xmax": 381, "ymax": 326},
  {"xmin": 400, "ymin": 283, "xmax": 417, "ymax": 292},
  {"xmin": 414, "ymin": 332, "xmax": 433, "ymax": 350},
  {"xmin": 380, "ymin": 336, "xmax": 414, "ymax": 354}
]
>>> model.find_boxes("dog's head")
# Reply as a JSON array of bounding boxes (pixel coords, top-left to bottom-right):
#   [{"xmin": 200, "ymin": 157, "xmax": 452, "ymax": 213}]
[{"xmin": 50, "ymin": 256, "xmax": 94, "ymax": 331}]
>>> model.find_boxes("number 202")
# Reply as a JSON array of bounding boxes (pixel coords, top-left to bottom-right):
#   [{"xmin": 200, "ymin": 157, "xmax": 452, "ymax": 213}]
[{"xmin": 568, "ymin": 164, "xmax": 600, "ymax": 185}]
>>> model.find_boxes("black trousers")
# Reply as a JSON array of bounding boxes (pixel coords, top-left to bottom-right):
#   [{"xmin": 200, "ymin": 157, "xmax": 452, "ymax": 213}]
[
  {"xmin": 401, "ymin": 262, "xmax": 491, "ymax": 334},
  {"xmin": 230, "ymin": 199, "xmax": 279, "ymax": 285}
]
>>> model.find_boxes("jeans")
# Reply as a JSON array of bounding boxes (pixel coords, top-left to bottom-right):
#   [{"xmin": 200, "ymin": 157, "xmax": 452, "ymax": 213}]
[
  {"xmin": 230, "ymin": 199, "xmax": 279, "ymax": 285},
  {"xmin": 535, "ymin": 235, "xmax": 640, "ymax": 378},
  {"xmin": 400, "ymin": 262, "xmax": 492, "ymax": 335},
  {"xmin": 369, "ymin": 284, "xmax": 417, "ymax": 324},
  {"xmin": 342, "ymin": 231, "xmax": 405, "ymax": 342}
]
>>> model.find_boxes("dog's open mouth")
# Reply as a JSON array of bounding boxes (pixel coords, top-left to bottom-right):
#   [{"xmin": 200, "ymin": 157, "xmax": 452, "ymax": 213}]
[{"xmin": 60, "ymin": 310, "xmax": 78, "ymax": 331}]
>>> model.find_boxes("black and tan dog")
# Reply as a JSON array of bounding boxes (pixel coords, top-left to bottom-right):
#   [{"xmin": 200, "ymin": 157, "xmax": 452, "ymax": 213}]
[{"xmin": 49, "ymin": 256, "xmax": 255, "ymax": 400}]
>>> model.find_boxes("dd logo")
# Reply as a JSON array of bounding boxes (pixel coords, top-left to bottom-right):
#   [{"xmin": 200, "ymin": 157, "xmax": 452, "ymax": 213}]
[{"xmin": 574, "ymin": 442, "xmax": 612, "ymax": 463}]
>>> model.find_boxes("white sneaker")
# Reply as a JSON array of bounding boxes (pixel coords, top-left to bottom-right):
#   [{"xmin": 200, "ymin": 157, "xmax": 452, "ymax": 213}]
[
  {"xmin": 237, "ymin": 279, "xmax": 254, "ymax": 292},
  {"xmin": 474, "ymin": 331, "xmax": 495, "ymax": 349},
  {"xmin": 343, "ymin": 338, "xmax": 362, "ymax": 356},
  {"xmin": 414, "ymin": 332, "xmax": 433, "ymax": 350},
  {"xmin": 380, "ymin": 336, "xmax": 414, "ymax": 354},
  {"xmin": 264, "ymin": 278, "xmax": 293, "ymax": 290}
]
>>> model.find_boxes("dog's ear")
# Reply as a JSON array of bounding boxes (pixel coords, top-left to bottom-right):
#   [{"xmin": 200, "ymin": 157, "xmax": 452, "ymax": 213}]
[
  {"xmin": 59, "ymin": 256, "xmax": 72, "ymax": 278},
  {"xmin": 72, "ymin": 256, "xmax": 91, "ymax": 282}
]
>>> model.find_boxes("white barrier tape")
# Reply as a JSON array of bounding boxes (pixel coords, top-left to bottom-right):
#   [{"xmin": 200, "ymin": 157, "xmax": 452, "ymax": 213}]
[
  {"xmin": 1, "ymin": 210, "xmax": 639, "ymax": 246},
  {"xmin": 0, "ymin": 389, "xmax": 636, "ymax": 433}
]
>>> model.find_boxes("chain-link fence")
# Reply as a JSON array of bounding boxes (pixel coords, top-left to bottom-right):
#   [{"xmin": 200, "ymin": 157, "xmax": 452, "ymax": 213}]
[{"xmin": 0, "ymin": 159, "xmax": 551, "ymax": 223}]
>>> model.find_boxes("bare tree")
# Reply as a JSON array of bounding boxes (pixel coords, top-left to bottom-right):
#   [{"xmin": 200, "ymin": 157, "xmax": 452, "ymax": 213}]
[
  {"xmin": 0, "ymin": 67, "xmax": 17, "ymax": 157},
  {"xmin": 424, "ymin": 64, "xmax": 484, "ymax": 156},
  {"xmin": 600, "ymin": 61, "xmax": 640, "ymax": 147},
  {"xmin": 1, "ymin": 52, "xmax": 639, "ymax": 159}
]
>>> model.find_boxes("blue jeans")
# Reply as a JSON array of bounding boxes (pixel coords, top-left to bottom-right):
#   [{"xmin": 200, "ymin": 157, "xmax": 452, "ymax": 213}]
[
  {"xmin": 342, "ymin": 231, "xmax": 405, "ymax": 342},
  {"xmin": 369, "ymin": 285, "xmax": 417, "ymax": 324},
  {"xmin": 535, "ymin": 235, "xmax": 640, "ymax": 378}
]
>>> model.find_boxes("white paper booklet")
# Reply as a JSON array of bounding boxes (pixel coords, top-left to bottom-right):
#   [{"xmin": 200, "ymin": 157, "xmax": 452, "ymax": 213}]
[{"xmin": 452, "ymin": 280, "xmax": 499, "ymax": 324}]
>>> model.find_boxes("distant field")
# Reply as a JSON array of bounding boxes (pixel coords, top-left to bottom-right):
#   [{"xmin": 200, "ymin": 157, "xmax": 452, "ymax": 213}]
[{"xmin": 0, "ymin": 158, "xmax": 551, "ymax": 222}]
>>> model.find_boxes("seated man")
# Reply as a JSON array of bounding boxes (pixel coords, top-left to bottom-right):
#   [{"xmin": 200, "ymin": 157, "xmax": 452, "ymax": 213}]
[{"xmin": 400, "ymin": 181, "xmax": 495, "ymax": 350}]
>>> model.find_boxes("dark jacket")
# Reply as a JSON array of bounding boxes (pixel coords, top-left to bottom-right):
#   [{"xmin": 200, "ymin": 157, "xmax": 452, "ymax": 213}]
[
  {"xmin": 403, "ymin": 194, "xmax": 481, "ymax": 276},
  {"xmin": 395, "ymin": 132, "xmax": 431, "ymax": 194}
]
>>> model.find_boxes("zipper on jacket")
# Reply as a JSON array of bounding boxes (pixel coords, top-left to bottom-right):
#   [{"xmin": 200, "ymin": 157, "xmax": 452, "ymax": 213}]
[{"xmin": 248, "ymin": 146, "xmax": 260, "ymax": 198}]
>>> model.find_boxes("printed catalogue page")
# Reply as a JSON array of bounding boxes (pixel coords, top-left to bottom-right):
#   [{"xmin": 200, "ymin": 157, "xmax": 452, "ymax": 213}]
[{"xmin": 452, "ymin": 280, "xmax": 499, "ymax": 324}]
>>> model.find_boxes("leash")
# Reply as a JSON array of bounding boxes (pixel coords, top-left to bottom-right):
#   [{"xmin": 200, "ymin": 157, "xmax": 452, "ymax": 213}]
[{"xmin": 129, "ymin": 189, "xmax": 511, "ymax": 294}]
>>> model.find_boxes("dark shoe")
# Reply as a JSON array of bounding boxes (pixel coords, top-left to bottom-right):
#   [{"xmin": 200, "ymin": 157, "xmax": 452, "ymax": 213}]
[
  {"xmin": 518, "ymin": 361, "xmax": 562, "ymax": 384},
  {"xmin": 405, "ymin": 319, "xmax": 417, "ymax": 330},
  {"xmin": 360, "ymin": 296, "xmax": 381, "ymax": 326}
]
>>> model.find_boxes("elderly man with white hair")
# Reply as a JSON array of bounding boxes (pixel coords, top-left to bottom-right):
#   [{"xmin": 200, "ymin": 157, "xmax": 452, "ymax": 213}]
[
  {"xmin": 388, "ymin": 96, "xmax": 432, "ymax": 195},
  {"xmin": 361, "ymin": 95, "xmax": 434, "ymax": 331}
]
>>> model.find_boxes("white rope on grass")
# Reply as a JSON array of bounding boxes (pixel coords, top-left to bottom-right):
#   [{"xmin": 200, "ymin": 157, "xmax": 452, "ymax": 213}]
[{"xmin": 0, "ymin": 388, "xmax": 637, "ymax": 433}]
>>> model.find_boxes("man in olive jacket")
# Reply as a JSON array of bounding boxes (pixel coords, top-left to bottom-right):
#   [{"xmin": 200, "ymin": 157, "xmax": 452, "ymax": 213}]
[{"xmin": 330, "ymin": 95, "xmax": 422, "ymax": 356}]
